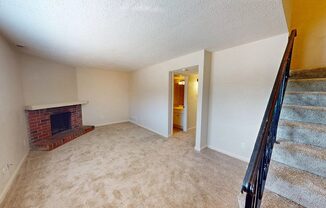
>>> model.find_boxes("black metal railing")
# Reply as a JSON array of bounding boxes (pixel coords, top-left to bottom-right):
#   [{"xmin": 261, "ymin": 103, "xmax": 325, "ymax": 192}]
[{"xmin": 240, "ymin": 29, "xmax": 297, "ymax": 208}]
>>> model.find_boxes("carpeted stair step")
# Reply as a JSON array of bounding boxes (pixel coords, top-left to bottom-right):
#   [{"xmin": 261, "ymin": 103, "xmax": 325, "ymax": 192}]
[
  {"xmin": 237, "ymin": 190, "xmax": 303, "ymax": 208},
  {"xmin": 261, "ymin": 190, "xmax": 303, "ymax": 208},
  {"xmin": 284, "ymin": 91, "xmax": 326, "ymax": 107},
  {"xmin": 266, "ymin": 161, "xmax": 326, "ymax": 208},
  {"xmin": 238, "ymin": 189, "xmax": 303, "ymax": 208},
  {"xmin": 287, "ymin": 78, "xmax": 326, "ymax": 92},
  {"xmin": 290, "ymin": 68, "xmax": 326, "ymax": 79},
  {"xmin": 277, "ymin": 120, "xmax": 326, "ymax": 148},
  {"xmin": 272, "ymin": 141, "xmax": 326, "ymax": 177},
  {"xmin": 280, "ymin": 104, "xmax": 326, "ymax": 124}
]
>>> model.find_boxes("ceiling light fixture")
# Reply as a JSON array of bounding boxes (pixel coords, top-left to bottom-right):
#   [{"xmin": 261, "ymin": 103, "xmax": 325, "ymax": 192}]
[{"xmin": 178, "ymin": 80, "xmax": 185, "ymax": 85}]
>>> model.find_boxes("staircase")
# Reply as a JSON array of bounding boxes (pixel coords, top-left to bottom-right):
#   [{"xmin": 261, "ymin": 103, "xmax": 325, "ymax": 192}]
[{"xmin": 262, "ymin": 68, "xmax": 326, "ymax": 207}]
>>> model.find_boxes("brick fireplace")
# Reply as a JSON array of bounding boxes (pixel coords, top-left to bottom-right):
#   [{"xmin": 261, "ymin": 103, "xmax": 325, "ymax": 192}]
[{"xmin": 26, "ymin": 103, "xmax": 94, "ymax": 151}]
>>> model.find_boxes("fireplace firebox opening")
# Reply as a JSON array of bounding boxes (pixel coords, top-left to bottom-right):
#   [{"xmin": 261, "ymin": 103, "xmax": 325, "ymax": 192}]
[{"xmin": 50, "ymin": 112, "xmax": 72, "ymax": 135}]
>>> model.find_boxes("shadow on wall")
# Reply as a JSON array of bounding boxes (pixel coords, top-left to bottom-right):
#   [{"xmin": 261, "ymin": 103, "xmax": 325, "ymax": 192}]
[{"xmin": 283, "ymin": 0, "xmax": 326, "ymax": 69}]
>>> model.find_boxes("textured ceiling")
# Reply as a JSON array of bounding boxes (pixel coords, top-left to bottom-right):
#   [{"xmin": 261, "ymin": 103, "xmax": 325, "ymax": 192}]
[{"xmin": 0, "ymin": 0, "xmax": 287, "ymax": 71}]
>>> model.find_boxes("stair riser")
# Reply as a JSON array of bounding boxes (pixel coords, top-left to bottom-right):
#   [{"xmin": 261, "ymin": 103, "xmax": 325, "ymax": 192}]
[
  {"xmin": 287, "ymin": 80, "xmax": 326, "ymax": 92},
  {"xmin": 266, "ymin": 177, "xmax": 326, "ymax": 208},
  {"xmin": 277, "ymin": 124, "xmax": 326, "ymax": 148},
  {"xmin": 280, "ymin": 106, "xmax": 326, "ymax": 124},
  {"xmin": 284, "ymin": 93, "xmax": 326, "ymax": 107},
  {"xmin": 272, "ymin": 146, "xmax": 326, "ymax": 177},
  {"xmin": 290, "ymin": 68, "xmax": 326, "ymax": 79}
]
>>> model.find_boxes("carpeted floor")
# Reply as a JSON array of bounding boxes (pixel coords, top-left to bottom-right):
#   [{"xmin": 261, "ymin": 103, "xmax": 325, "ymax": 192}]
[{"xmin": 1, "ymin": 122, "xmax": 247, "ymax": 208}]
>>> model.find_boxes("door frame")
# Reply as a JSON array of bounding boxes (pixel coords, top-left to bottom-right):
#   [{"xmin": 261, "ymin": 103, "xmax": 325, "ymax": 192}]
[
  {"xmin": 168, "ymin": 51, "xmax": 211, "ymax": 151},
  {"xmin": 183, "ymin": 76, "xmax": 188, "ymax": 131},
  {"xmin": 169, "ymin": 70, "xmax": 192, "ymax": 134},
  {"xmin": 170, "ymin": 72, "xmax": 189, "ymax": 132}
]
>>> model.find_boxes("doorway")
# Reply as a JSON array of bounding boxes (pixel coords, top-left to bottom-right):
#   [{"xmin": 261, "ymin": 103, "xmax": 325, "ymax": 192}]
[{"xmin": 171, "ymin": 67, "xmax": 199, "ymax": 137}]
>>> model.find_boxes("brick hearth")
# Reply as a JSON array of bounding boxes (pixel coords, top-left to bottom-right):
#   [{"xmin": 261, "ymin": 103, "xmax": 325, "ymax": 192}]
[
  {"xmin": 26, "ymin": 104, "xmax": 94, "ymax": 151},
  {"xmin": 32, "ymin": 126, "xmax": 94, "ymax": 151}
]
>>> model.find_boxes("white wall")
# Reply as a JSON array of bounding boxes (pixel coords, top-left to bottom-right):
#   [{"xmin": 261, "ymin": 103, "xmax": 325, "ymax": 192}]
[
  {"xmin": 76, "ymin": 68, "xmax": 130, "ymax": 126},
  {"xmin": 20, "ymin": 54, "xmax": 78, "ymax": 105},
  {"xmin": 0, "ymin": 35, "xmax": 29, "ymax": 202},
  {"xmin": 187, "ymin": 74, "xmax": 198, "ymax": 130},
  {"xmin": 196, "ymin": 51, "xmax": 211, "ymax": 150},
  {"xmin": 20, "ymin": 55, "xmax": 130, "ymax": 127},
  {"xmin": 20, "ymin": 54, "xmax": 131, "ymax": 127},
  {"xmin": 207, "ymin": 33, "xmax": 288, "ymax": 161},
  {"xmin": 129, "ymin": 50, "xmax": 206, "ymax": 138}
]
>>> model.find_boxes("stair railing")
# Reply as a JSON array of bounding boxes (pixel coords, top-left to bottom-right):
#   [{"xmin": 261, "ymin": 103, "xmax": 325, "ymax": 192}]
[{"xmin": 240, "ymin": 29, "xmax": 297, "ymax": 208}]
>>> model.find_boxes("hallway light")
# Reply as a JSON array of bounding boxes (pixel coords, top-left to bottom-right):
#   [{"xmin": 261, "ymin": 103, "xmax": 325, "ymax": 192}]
[{"xmin": 178, "ymin": 80, "xmax": 185, "ymax": 85}]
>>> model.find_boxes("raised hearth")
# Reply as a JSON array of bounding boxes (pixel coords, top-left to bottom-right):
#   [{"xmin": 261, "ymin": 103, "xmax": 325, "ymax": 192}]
[
  {"xmin": 26, "ymin": 103, "xmax": 94, "ymax": 151},
  {"xmin": 32, "ymin": 126, "xmax": 94, "ymax": 151}
]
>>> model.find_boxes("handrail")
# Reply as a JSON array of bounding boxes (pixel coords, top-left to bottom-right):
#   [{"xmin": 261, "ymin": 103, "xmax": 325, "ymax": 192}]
[{"xmin": 240, "ymin": 29, "xmax": 297, "ymax": 208}]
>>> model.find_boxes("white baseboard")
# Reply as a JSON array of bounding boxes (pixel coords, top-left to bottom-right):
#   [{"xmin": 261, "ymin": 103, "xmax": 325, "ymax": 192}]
[
  {"xmin": 94, "ymin": 120, "xmax": 130, "ymax": 127},
  {"xmin": 194, "ymin": 145, "xmax": 207, "ymax": 152},
  {"xmin": 207, "ymin": 145, "xmax": 249, "ymax": 163},
  {"xmin": 129, "ymin": 120, "xmax": 168, "ymax": 138},
  {"xmin": 0, "ymin": 152, "xmax": 28, "ymax": 204}
]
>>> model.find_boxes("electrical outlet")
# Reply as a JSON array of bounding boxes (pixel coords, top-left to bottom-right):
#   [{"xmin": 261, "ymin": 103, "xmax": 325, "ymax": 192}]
[
  {"xmin": 7, "ymin": 163, "xmax": 14, "ymax": 169},
  {"xmin": 0, "ymin": 163, "xmax": 14, "ymax": 175},
  {"xmin": 23, "ymin": 138, "xmax": 27, "ymax": 146},
  {"xmin": 1, "ymin": 166, "xmax": 8, "ymax": 175},
  {"xmin": 241, "ymin": 142, "xmax": 246, "ymax": 149}
]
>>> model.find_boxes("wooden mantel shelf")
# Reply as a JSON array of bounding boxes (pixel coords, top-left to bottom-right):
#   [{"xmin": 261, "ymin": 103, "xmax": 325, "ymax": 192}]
[{"xmin": 25, "ymin": 101, "xmax": 88, "ymax": 111}]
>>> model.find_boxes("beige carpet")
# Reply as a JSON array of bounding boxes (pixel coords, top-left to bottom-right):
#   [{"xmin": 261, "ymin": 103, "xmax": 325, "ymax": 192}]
[{"xmin": 1, "ymin": 122, "xmax": 247, "ymax": 208}]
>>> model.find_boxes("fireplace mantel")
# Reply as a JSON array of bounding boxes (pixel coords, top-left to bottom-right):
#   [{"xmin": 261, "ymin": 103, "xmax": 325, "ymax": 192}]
[{"xmin": 25, "ymin": 101, "xmax": 88, "ymax": 111}]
